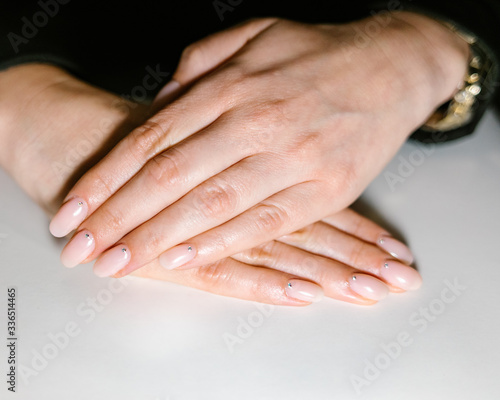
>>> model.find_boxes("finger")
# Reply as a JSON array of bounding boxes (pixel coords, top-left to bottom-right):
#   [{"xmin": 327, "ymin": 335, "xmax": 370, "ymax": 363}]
[
  {"xmin": 67, "ymin": 113, "xmax": 261, "ymax": 256},
  {"xmin": 128, "ymin": 257, "xmax": 324, "ymax": 306},
  {"xmin": 276, "ymin": 220, "xmax": 422, "ymax": 292},
  {"xmin": 50, "ymin": 71, "xmax": 238, "ymax": 237},
  {"xmin": 322, "ymin": 209, "xmax": 415, "ymax": 264},
  {"xmin": 148, "ymin": 182, "xmax": 339, "ymax": 272},
  {"xmin": 231, "ymin": 241, "xmax": 389, "ymax": 305},
  {"xmin": 84, "ymin": 153, "xmax": 299, "ymax": 274}
]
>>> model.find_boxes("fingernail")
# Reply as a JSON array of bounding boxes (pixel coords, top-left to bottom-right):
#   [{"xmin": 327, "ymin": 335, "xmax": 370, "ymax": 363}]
[
  {"xmin": 60, "ymin": 230, "xmax": 95, "ymax": 268},
  {"xmin": 152, "ymin": 80, "xmax": 181, "ymax": 110},
  {"xmin": 285, "ymin": 279, "xmax": 324, "ymax": 303},
  {"xmin": 49, "ymin": 198, "xmax": 88, "ymax": 237},
  {"xmin": 349, "ymin": 274, "xmax": 389, "ymax": 301},
  {"xmin": 159, "ymin": 244, "xmax": 196, "ymax": 270},
  {"xmin": 380, "ymin": 260, "xmax": 422, "ymax": 291},
  {"xmin": 377, "ymin": 235, "xmax": 414, "ymax": 264},
  {"xmin": 93, "ymin": 245, "xmax": 131, "ymax": 278}
]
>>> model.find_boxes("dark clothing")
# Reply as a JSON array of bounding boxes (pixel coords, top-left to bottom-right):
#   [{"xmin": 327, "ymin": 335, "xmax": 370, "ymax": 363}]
[{"xmin": 1, "ymin": 0, "xmax": 499, "ymax": 140}]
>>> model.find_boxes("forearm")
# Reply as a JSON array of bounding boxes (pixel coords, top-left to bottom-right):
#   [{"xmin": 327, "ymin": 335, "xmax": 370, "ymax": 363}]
[{"xmin": 0, "ymin": 63, "xmax": 148, "ymax": 213}]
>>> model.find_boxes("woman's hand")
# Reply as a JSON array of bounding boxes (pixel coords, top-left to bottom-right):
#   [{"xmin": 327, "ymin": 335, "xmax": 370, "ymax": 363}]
[
  {"xmin": 127, "ymin": 208, "xmax": 422, "ymax": 306},
  {"xmin": 50, "ymin": 13, "xmax": 464, "ymax": 278},
  {"xmin": 0, "ymin": 63, "xmax": 421, "ymax": 306}
]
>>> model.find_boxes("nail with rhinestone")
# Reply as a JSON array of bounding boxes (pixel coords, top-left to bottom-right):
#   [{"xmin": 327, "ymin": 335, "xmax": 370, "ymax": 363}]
[
  {"xmin": 285, "ymin": 279, "xmax": 324, "ymax": 303},
  {"xmin": 159, "ymin": 244, "xmax": 197, "ymax": 270},
  {"xmin": 380, "ymin": 260, "xmax": 422, "ymax": 291},
  {"xmin": 93, "ymin": 244, "xmax": 131, "ymax": 277},
  {"xmin": 376, "ymin": 235, "xmax": 414, "ymax": 265},
  {"xmin": 49, "ymin": 197, "xmax": 88, "ymax": 237},
  {"xmin": 60, "ymin": 230, "xmax": 95, "ymax": 268},
  {"xmin": 349, "ymin": 274, "xmax": 389, "ymax": 301}
]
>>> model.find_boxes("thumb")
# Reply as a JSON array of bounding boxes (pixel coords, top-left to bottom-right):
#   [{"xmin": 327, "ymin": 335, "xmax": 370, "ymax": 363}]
[{"xmin": 152, "ymin": 17, "xmax": 278, "ymax": 110}]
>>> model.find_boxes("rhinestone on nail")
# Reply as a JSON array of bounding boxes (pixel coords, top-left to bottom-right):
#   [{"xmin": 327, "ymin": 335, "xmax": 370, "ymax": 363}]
[
  {"xmin": 379, "ymin": 238, "xmax": 385, "ymax": 244},
  {"xmin": 121, "ymin": 248, "xmax": 127, "ymax": 253},
  {"xmin": 288, "ymin": 282, "xmax": 292, "ymax": 288},
  {"xmin": 352, "ymin": 275, "xmax": 357, "ymax": 281},
  {"xmin": 78, "ymin": 201, "xmax": 83, "ymax": 206},
  {"xmin": 384, "ymin": 263, "xmax": 389, "ymax": 268},
  {"xmin": 187, "ymin": 246, "xmax": 192, "ymax": 252},
  {"xmin": 85, "ymin": 233, "xmax": 90, "ymax": 239}
]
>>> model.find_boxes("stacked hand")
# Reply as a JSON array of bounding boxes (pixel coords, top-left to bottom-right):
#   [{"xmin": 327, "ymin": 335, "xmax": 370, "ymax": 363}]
[{"xmin": 3, "ymin": 11, "xmax": 468, "ymax": 305}]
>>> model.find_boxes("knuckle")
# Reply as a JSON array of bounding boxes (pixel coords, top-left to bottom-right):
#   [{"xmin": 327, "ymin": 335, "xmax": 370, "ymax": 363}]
[
  {"xmin": 143, "ymin": 148, "xmax": 185, "ymax": 190},
  {"xmin": 99, "ymin": 206, "xmax": 127, "ymax": 233},
  {"xmin": 321, "ymin": 157, "xmax": 358, "ymax": 194},
  {"xmin": 249, "ymin": 269, "xmax": 272, "ymax": 300},
  {"xmin": 246, "ymin": 100, "xmax": 288, "ymax": 129},
  {"xmin": 127, "ymin": 120, "xmax": 165, "ymax": 161},
  {"xmin": 288, "ymin": 131, "xmax": 324, "ymax": 160},
  {"xmin": 283, "ymin": 224, "xmax": 316, "ymax": 244},
  {"xmin": 349, "ymin": 241, "xmax": 371, "ymax": 270},
  {"xmin": 253, "ymin": 203, "xmax": 290, "ymax": 234},
  {"xmin": 194, "ymin": 260, "xmax": 234, "ymax": 290},
  {"xmin": 142, "ymin": 225, "xmax": 164, "ymax": 255},
  {"xmin": 193, "ymin": 179, "xmax": 238, "ymax": 218},
  {"xmin": 244, "ymin": 241, "xmax": 278, "ymax": 263},
  {"xmin": 91, "ymin": 169, "xmax": 115, "ymax": 199}
]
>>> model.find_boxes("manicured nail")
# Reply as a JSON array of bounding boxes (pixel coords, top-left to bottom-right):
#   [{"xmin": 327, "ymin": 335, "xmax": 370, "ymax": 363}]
[
  {"xmin": 49, "ymin": 198, "xmax": 88, "ymax": 238},
  {"xmin": 93, "ymin": 245, "xmax": 131, "ymax": 278},
  {"xmin": 349, "ymin": 274, "xmax": 389, "ymax": 301},
  {"xmin": 377, "ymin": 235, "xmax": 414, "ymax": 264},
  {"xmin": 285, "ymin": 279, "xmax": 324, "ymax": 303},
  {"xmin": 60, "ymin": 230, "xmax": 95, "ymax": 268},
  {"xmin": 159, "ymin": 244, "xmax": 196, "ymax": 270},
  {"xmin": 152, "ymin": 80, "xmax": 181, "ymax": 110},
  {"xmin": 380, "ymin": 260, "xmax": 422, "ymax": 291}
]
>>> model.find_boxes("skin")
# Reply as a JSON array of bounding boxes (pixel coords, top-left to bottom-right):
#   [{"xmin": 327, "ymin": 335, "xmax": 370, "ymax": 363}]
[
  {"xmin": 0, "ymin": 64, "xmax": 417, "ymax": 306},
  {"xmin": 58, "ymin": 13, "xmax": 469, "ymax": 277}
]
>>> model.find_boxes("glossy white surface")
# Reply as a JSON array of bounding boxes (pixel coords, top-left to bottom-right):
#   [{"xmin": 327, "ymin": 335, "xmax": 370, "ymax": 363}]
[{"xmin": 1, "ymin": 110, "xmax": 499, "ymax": 400}]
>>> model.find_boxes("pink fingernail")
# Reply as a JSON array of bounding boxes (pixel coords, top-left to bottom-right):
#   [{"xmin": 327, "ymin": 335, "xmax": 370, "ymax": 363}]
[
  {"xmin": 377, "ymin": 235, "xmax": 414, "ymax": 264},
  {"xmin": 152, "ymin": 80, "xmax": 181, "ymax": 110},
  {"xmin": 380, "ymin": 260, "xmax": 422, "ymax": 291},
  {"xmin": 93, "ymin": 245, "xmax": 131, "ymax": 278},
  {"xmin": 285, "ymin": 279, "xmax": 324, "ymax": 303},
  {"xmin": 159, "ymin": 244, "xmax": 196, "ymax": 270},
  {"xmin": 49, "ymin": 198, "xmax": 88, "ymax": 238},
  {"xmin": 60, "ymin": 230, "xmax": 95, "ymax": 268},
  {"xmin": 349, "ymin": 274, "xmax": 389, "ymax": 301}
]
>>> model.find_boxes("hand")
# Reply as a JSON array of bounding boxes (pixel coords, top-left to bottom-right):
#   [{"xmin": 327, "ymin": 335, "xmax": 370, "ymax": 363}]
[
  {"xmin": 0, "ymin": 63, "xmax": 421, "ymax": 306},
  {"xmin": 128, "ymin": 208, "xmax": 422, "ymax": 305},
  {"xmin": 51, "ymin": 13, "xmax": 463, "ymax": 278}
]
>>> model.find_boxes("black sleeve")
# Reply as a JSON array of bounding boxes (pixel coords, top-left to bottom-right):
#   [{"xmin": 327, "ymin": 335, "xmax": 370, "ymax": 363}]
[{"xmin": 0, "ymin": 0, "xmax": 498, "ymax": 141}]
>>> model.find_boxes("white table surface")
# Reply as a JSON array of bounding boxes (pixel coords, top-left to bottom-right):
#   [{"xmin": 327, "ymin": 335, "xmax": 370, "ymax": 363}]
[{"xmin": 1, "ymin": 110, "xmax": 499, "ymax": 400}]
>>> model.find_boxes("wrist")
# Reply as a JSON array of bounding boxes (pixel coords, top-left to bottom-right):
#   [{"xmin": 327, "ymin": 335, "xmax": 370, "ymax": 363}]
[
  {"xmin": 389, "ymin": 12, "xmax": 470, "ymax": 106},
  {"xmin": 0, "ymin": 63, "xmax": 148, "ymax": 214},
  {"xmin": 0, "ymin": 64, "xmax": 73, "ymax": 167}
]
